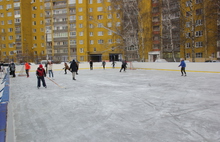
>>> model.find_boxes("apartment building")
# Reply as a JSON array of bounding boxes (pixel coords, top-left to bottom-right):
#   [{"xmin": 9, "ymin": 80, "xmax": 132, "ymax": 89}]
[{"xmin": 180, "ymin": 0, "xmax": 218, "ymax": 62}]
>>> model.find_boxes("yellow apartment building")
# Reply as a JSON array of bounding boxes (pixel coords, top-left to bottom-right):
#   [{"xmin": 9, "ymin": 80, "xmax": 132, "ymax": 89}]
[{"xmin": 180, "ymin": 0, "xmax": 218, "ymax": 62}]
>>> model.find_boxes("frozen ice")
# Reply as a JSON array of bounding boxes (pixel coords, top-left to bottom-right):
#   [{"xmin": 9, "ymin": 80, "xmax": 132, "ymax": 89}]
[{"xmin": 10, "ymin": 68, "xmax": 220, "ymax": 142}]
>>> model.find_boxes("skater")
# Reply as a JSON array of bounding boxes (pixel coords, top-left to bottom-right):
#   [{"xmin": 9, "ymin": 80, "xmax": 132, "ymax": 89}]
[
  {"xmin": 48, "ymin": 61, "xmax": 54, "ymax": 78},
  {"xmin": 63, "ymin": 62, "xmax": 69, "ymax": 74},
  {"xmin": 70, "ymin": 59, "xmax": 78, "ymax": 80},
  {"xmin": 112, "ymin": 61, "xmax": 115, "ymax": 68},
  {"xmin": 89, "ymin": 60, "xmax": 93, "ymax": 70},
  {"xmin": 36, "ymin": 64, "xmax": 47, "ymax": 88},
  {"xmin": 119, "ymin": 60, "xmax": 127, "ymax": 72},
  {"xmin": 25, "ymin": 62, "xmax": 31, "ymax": 77},
  {"xmin": 9, "ymin": 61, "xmax": 16, "ymax": 77},
  {"xmin": 102, "ymin": 60, "xmax": 106, "ymax": 69},
  {"xmin": 178, "ymin": 58, "xmax": 186, "ymax": 76}
]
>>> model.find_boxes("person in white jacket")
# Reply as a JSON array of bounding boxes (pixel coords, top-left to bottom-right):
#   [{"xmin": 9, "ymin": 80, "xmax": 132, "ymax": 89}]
[{"xmin": 48, "ymin": 61, "xmax": 54, "ymax": 78}]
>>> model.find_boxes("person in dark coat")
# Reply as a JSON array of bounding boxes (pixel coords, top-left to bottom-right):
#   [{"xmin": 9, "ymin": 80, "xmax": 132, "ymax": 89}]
[
  {"xmin": 120, "ymin": 60, "xmax": 127, "ymax": 72},
  {"xmin": 112, "ymin": 61, "xmax": 115, "ymax": 69},
  {"xmin": 178, "ymin": 58, "xmax": 186, "ymax": 76},
  {"xmin": 69, "ymin": 59, "xmax": 78, "ymax": 80},
  {"xmin": 102, "ymin": 61, "xmax": 106, "ymax": 69},
  {"xmin": 9, "ymin": 62, "xmax": 16, "ymax": 77},
  {"xmin": 36, "ymin": 64, "xmax": 47, "ymax": 88},
  {"xmin": 89, "ymin": 60, "xmax": 93, "ymax": 70}
]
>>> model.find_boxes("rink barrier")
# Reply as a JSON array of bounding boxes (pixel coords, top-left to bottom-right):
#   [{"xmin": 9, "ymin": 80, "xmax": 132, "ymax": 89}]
[
  {"xmin": 14, "ymin": 62, "xmax": 220, "ymax": 74},
  {"xmin": 0, "ymin": 68, "xmax": 15, "ymax": 142}
]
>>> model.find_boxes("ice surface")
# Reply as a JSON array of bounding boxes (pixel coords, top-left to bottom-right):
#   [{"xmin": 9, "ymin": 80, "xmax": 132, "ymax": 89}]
[{"xmin": 10, "ymin": 68, "xmax": 220, "ymax": 142}]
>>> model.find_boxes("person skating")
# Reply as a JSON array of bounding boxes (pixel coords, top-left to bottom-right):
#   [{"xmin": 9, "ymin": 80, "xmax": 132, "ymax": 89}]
[
  {"xmin": 178, "ymin": 58, "xmax": 187, "ymax": 76},
  {"xmin": 70, "ymin": 59, "xmax": 78, "ymax": 80},
  {"xmin": 9, "ymin": 61, "xmax": 16, "ymax": 77},
  {"xmin": 63, "ymin": 62, "xmax": 70, "ymax": 74},
  {"xmin": 89, "ymin": 60, "xmax": 93, "ymax": 70},
  {"xmin": 48, "ymin": 61, "xmax": 54, "ymax": 79},
  {"xmin": 112, "ymin": 61, "xmax": 115, "ymax": 69},
  {"xmin": 102, "ymin": 60, "xmax": 106, "ymax": 69},
  {"xmin": 119, "ymin": 60, "xmax": 127, "ymax": 72},
  {"xmin": 25, "ymin": 62, "xmax": 31, "ymax": 77},
  {"xmin": 36, "ymin": 64, "xmax": 47, "ymax": 89}
]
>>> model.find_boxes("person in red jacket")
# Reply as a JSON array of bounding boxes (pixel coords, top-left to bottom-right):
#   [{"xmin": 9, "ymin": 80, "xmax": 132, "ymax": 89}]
[
  {"xmin": 25, "ymin": 62, "xmax": 31, "ymax": 77},
  {"xmin": 36, "ymin": 64, "xmax": 47, "ymax": 89}
]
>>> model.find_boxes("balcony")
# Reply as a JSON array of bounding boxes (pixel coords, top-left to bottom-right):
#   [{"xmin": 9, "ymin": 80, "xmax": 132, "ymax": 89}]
[
  {"xmin": 14, "ymin": 0, "xmax": 20, "ymax": 2},
  {"xmin": 153, "ymin": 31, "xmax": 160, "ymax": 35},
  {"xmin": 53, "ymin": 4, "xmax": 67, "ymax": 9}
]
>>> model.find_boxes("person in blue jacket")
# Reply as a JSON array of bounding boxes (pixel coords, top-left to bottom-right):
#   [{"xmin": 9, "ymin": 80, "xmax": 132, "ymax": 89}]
[{"xmin": 178, "ymin": 58, "xmax": 186, "ymax": 76}]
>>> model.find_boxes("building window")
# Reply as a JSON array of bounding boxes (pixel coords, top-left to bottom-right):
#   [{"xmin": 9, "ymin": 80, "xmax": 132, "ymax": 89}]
[
  {"xmin": 186, "ymin": 22, "xmax": 190, "ymax": 27},
  {"xmin": 8, "ymin": 28, "xmax": 13, "ymax": 32},
  {"xmin": 79, "ymin": 40, "xmax": 84, "ymax": 44},
  {"xmin": 79, "ymin": 31, "xmax": 83, "ymax": 36},
  {"xmin": 70, "ymin": 40, "xmax": 76, "ymax": 45},
  {"xmin": 196, "ymin": 52, "xmax": 203, "ymax": 58},
  {"xmin": 80, "ymin": 56, "xmax": 84, "ymax": 61},
  {"xmin": 97, "ymin": 0, "xmax": 102, "ymax": 3},
  {"xmin": 107, "ymin": 22, "xmax": 112, "ymax": 27},
  {"xmin": 8, "ymin": 20, "xmax": 12, "ymax": 24},
  {"xmin": 185, "ymin": 43, "xmax": 190, "ymax": 48},
  {"xmin": 94, "ymin": 48, "xmax": 96, "ymax": 52},
  {"xmin": 97, "ymin": 23, "xmax": 103, "ymax": 27},
  {"xmin": 78, "ymin": 7, "xmax": 82, "ymax": 12},
  {"xmin": 89, "ymin": 8, "xmax": 93, "ymax": 12},
  {"xmin": 97, "ymin": 7, "xmax": 103, "ymax": 11},
  {"xmin": 98, "ymin": 39, "xmax": 104, "ymax": 44},
  {"xmin": 195, "ymin": 42, "xmax": 203, "ymax": 48},
  {"xmin": 89, "ymin": 0, "xmax": 93, "ymax": 4},
  {"xmin": 196, "ymin": 9, "xmax": 203, "ymax": 15},
  {"xmin": 90, "ymin": 32, "xmax": 93, "ymax": 36},
  {"xmin": 78, "ymin": 0, "xmax": 83, "ymax": 4},
  {"xmin": 90, "ymin": 40, "xmax": 94, "ymax": 44},
  {"xmin": 186, "ymin": 53, "xmax": 190, "ymax": 58},
  {"xmin": 108, "ymin": 39, "xmax": 112, "ymax": 44},
  {"xmin": 89, "ymin": 24, "xmax": 93, "ymax": 28},
  {"xmin": 196, "ymin": 0, "xmax": 203, "ymax": 4},
  {"xmin": 79, "ymin": 16, "xmax": 83, "ymax": 20},
  {"xmin": 97, "ymin": 15, "xmax": 103, "ymax": 19},
  {"xmin": 195, "ymin": 31, "xmax": 203, "ymax": 37},
  {"xmin": 108, "ymin": 30, "xmax": 112, "ymax": 35},
  {"xmin": 107, "ymin": 6, "xmax": 111, "ymax": 10},
  {"xmin": 98, "ymin": 31, "xmax": 103, "ymax": 36},
  {"xmin": 195, "ymin": 19, "xmax": 203, "ymax": 26},
  {"xmin": 80, "ymin": 48, "xmax": 84, "ymax": 53},
  {"xmin": 107, "ymin": 14, "xmax": 112, "ymax": 19}
]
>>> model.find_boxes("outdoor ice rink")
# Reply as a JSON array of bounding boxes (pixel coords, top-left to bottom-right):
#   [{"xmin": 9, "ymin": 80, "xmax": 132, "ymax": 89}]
[{"xmin": 10, "ymin": 67, "xmax": 220, "ymax": 142}]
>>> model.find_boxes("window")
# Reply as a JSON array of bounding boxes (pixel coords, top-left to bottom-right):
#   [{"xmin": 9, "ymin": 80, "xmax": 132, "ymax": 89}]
[
  {"xmin": 97, "ymin": 23, "xmax": 103, "ymax": 27},
  {"xmin": 195, "ymin": 42, "xmax": 203, "ymax": 47},
  {"xmin": 196, "ymin": 52, "xmax": 203, "ymax": 58},
  {"xmin": 186, "ymin": 22, "xmax": 190, "ymax": 27},
  {"xmin": 97, "ymin": 15, "xmax": 103, "ymax": 19},
  {"xmin": 79, "ymin": 32, "xmax": 83, "ymax": 36},
  {"xmin": 79, "ymin": 40, "xmax": 83, "ymax": 44},
  {"xmin": 196, "ymin": 9, "xmax": 203, "ymax": 15},
  {"xmin": 1, "ymin": 21, "xmax": 4, "ymax": 25},
  {"xmin": 98, "ymin": 31, "xmax": 103, "ymax": 36},
  {"xmin": 89, "ymin": 8, "xmax": 93, "ymax": 12},
  {"xmin": 186, "ymin": 11, "xmax": 191, "ymax": 17},
  {"xmin": 80, "ymin": 56, "xmax": 84, "ymax": 61},
  {"xmin": 80, "ymin": 48, "xmax": 84, "ymax": 53},
  {"xmin": 196, "ymin": 0, "xmax": 203, "ymax": 4},
  {"xmin": 116, "ymin": 22, "xmax": 120, "ymax": 27},
  {"xmin": 185, "ymin": 43, "xmax": 190, "ymax": 48},
  {"xmin": 33, "ymin": 21, "xmax": 36, "ymax": 25},
  {"xmin": 107, "ymin": 22, "xmax": 112, "ymax": 27},
  {"xmin": 98, "ymin": 39, "xmax": 104, "ymax": 44},
  {"xmin": 89, "ymin": 24, "xmax": 93, "ymax": 28},
  {"xmin": 107, "ymin": 14, "xmax": 112, "ymax": 19},
  {"xmin": 78, "ymin": 0, "xmax": 82, "ymax": 4},
  {"xmin": 90, "ymin": 40, "xmax": 94, "ymax": 44},
  {"xmin": 79, "ymin": 16, "xmax": 83, "ymax": 20},
  {"xmin": 7, "ymin": 4, "xmax": 12, "ymax": 9},
  {"xmin": 108, "ymin": 39, "xmax": 112, "ymax": 44},
  {"xmin": 94, "ymin": 48, "xmax": 96, "ymax": 52},
  {"xmin": 8, "ymin": 20, "xmax": 12, "ymax": 24},
  {"xmin": 196, "ymin": 19, "xmax": 203, "ymax": 26},
  {"xmin": 70, "ymin": 40, "xmax": 76, "ymax": 45},
  {"xmin": 8, "ymin": 28, "xmax": 13, "ymax": 32},
  {"xmin": 7, "ymin": 12, "xmax": 12, "ymax": 17},
  {"xmin": 78, "ymin": 7, "xmax": 82, "ymax": 12},
  {"xmin": 116, "ymin": 13, "xmax": 120, "ymax": 18},
  {"xmin": 107, "ymin": 6, "xmax": 111, "ymax": 10},
  {"xmin": 97, "ymin": 0, "xmax": 102, "ymax": 3},
  {"xmin": 108, "ymin": 30, "xmax": 112, "ymax": 35},
  {"xmin": 9, "ymin": 36, "xmax": 13, "ymax": 40},
  {"xmin": 186, "ymin": 53, "xmax": 190, "ymax": 58},
  {"xmin": 70, "ymin": 32, "xmax": 76, "ymax": 36},
  {"xmin": 186, "ymin": 32, "xmax": 190, "ymax": 38},
  {"xmin": 79, "ymin": 24, "xmax": 83, "ymax": 28},
  {"xmin": 89, "ymin": 0, "xmax": 93, "ymax": 4},
  {"xmin": 90, "ymin": 32, "xmax": 93, "ymax": 36},
  {"xmin": 186, "ymin": 1, "xmax": 191, "ymax": 7},
  {"xmin": 195, "ymin": 31, "xmax": 203, "ymax": 37},
  {"xmin": 97, "ymin": 7, "xmax": 103, "ymax": 11}
]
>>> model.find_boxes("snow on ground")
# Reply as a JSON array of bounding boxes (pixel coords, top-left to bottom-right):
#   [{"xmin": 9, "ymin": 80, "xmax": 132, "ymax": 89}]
[{"xmin": 10, "ymin": 68, "xmax": 220, "ymax": 142}]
